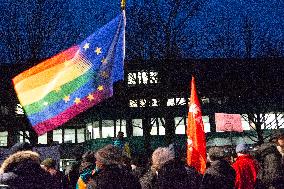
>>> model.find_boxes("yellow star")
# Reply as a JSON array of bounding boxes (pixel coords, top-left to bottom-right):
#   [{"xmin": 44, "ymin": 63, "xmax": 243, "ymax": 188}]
[
  {"xmin": 97, "ymin": 85, "xmax": 104, "ymax": 91},
  {"xmin": 87, "ymin": 93, "xmax": 94, "ymax": 101},
  {"xmin": 95, "ymin": 47, "xmax": 102, "ymax": 55},
  {"xmin": 100, "ymin": 71, "xmax": 109, "ymax": 79},
  {"xmin": 63, "ymin": 95, "xmax": 70, "ymax": 103},
  {"xmin": 74, "ymin": 98, "xmax": 81, "ymax": 105},
  {"xmin": 101, "ymin": 58, "xmax": 107, "ymax": 64},
  {"xmin": 83, "ymin": 43, "xmax": 90, "ymax": 50}
]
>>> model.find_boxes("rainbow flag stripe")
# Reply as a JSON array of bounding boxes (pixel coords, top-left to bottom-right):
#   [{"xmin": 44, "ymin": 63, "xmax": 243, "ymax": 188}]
[{"xmin": 13, "ymin": 12, "xmax": 125, "ymax": 135}]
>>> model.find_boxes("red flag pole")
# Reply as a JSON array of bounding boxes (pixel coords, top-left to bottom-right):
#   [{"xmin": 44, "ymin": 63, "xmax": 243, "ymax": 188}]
[{"xmin": 187, "ymin": 76, "xmax": 207, "ymax": 174}]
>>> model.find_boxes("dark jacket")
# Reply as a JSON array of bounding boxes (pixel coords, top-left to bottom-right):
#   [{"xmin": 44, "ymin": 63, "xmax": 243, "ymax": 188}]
[
  {"xmin": 87, "ymin": 164, "xmax": 141, "ymax": 189},
  {"xmin": 200, "ymin": 159, "xmax": 236, "ymax": 189},
  {"xmin": 64, "ymin": 160, "xmax": 81, "ymax": 189},
  {"xmin": 157, "ymin": 159, "xmax": 201, "ymax": 189},
  {"xmin": 140, "ymin": 160, "xmax": 202, "ymax": 189},
  {"xmin": 140, "ymin": 169, "xmax": 157, "ymax": 189},
  {"xmin": 0, "ymin": 151, "xmax": 53, "ymax": 189},
  {"xmin": 255, "ymin": 143, "xmax": 284, "ymax": 189}
]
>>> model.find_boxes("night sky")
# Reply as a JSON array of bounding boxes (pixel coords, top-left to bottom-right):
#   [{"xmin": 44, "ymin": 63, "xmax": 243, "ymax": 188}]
[{"xmin": 1, "ymin": 0, "xmax": 284, "ymax": 65}]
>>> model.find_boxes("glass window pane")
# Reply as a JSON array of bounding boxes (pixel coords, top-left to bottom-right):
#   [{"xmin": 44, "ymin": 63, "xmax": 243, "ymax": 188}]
[
  {"xmin": 149, "ymin": 72, "xmax": 158, "ymax": 84},
  {"xmin": 151, "ymin": 99, "xmax": 158, "ymax": 107},
  {"xmin": 128, "ymin": 73, "xmax": 137, "ymax": 85},
  {"xmin": 53, "ymin": 129, "xmax": 62, "ymax": 144},
  {"xmin": 86, "ymin": 123, "xmax": 93, "ymax": 140},
  {"xmin": 202, "ymin": 116, "xmax": 210, "ymax": 133},
  {"xmin": 176, "ymin": 98, "xmax": 186, "ymax": 106},
  {"xmin": 0, "ymin": 131, "xmax": 8, "ymax": 146},
  {"xmin": 102, "ymin": 120, "xmax": 114, "ymax": 138},
  {"xmin": 64, "ymin": 129, "xmax": 75, "ymax": 143},
  {"xmin": 19, "ymin": 131, "xmax": 29, "ymax": 143},
  {"xmin": 167, "ymin": 98, "xmax": 175, "ymax": 106},
  {"xmin": 38, "ymin": 133, "xmax": 47, "ymax": 144},
  {"xmin": 129, "ymin": 100, "xmax": 138, "ymax": 107},
  {"xmin": 241, "ymin": 114, "xmax": 250, "ymax": 130},
  {"xmin": 77, "ymin": 128, "xmax": 85, "ymax": 143},
  {"xmin": 132, "ymin": 119, "xmax": 143, "ymax": 136},
  {"xmin": 175, "ymin": 117, "xmax": 186, "ymax": 134},
  {"xmin": 116, "ymin": 120, "xmax": 126, "ymax": 137}
]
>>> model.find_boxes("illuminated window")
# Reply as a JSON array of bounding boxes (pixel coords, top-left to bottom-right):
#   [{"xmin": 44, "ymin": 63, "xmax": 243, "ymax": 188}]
[
  {"xmin": 64, "ymin": 129, "xmax": 75, "ymax": 143},
  {"xmin": 115, "ymin": 119, "xmax": 126, "ymax": 137},
  {"xmin": 132, "ymin": 119, "xmax": 143, "ymax": 136},
  {"xmin": 53, "ymin": 129, "xmax": 62, "ymax": 143},
  {"xmin": 175, "ymin": 117, "xmax": 186, "ymax": 134},
  {"xmin": 0, "ymin": 131, "xmax": 8, "ymax": 146},
  {"xmin": 19, "ymin": 131, "xmax": 29, "ymax": 143},
  {"xmin": 202, "ymin": 116, "xmax": 210, "ymax": 133},
  {"xmin": 77, "ymin": 128, "xmax": 85, "ymax": 143},
  {"xmin": 127, "ymin": 73, "xmax": 137, "ymax": 85},
  {"xmin": 127, "ymin": 71, "xmax": 159, "ymax": 85},
  {"xmin": 102, "ymin": 120, "xmax": 114, "ymax": 138},
  {"xmin": 15, "ymin": 104, "xmax": 24, "ymax": 115},
  {"xmin": 150, "ymin": 118, "xmax": 165, "ymax": 135},
  {"xmin": 38, "ymin": 133, "xmax": 47, "ymax": 144},
  {"xmin": 129, "ymin": 100, "xmax": 138, "ymax": 107},
  {"xmin": 92, "ymin": 121, "xmax": 100, "ymax": 139},
  {"xmin": 167, "ymin": 98, "xmax": 186, "ymax": 106}
]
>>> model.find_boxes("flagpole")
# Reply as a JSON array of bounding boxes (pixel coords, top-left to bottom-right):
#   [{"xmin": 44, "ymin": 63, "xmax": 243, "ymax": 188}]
[{"xmin": 121, "ymin": 0, "xmax": 126, "ymax": 10}]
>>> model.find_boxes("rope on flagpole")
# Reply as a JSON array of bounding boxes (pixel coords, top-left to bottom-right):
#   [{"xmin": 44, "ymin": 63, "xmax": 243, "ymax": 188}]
[{"xmin": 121, "ymin": 0, "xmax": 126, "ymax": 10}]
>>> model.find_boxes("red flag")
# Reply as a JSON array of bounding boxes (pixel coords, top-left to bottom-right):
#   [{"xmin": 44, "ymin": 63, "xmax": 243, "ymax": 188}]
[{"xmin": 187, "ymin": 76, "xmax": 206, "ymax": 174}]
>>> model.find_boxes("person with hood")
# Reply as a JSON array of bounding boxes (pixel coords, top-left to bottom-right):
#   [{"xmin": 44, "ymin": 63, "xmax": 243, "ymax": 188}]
[
  {"xmin": 232, "ymin": 143, "xmax": 259, "ymax": 189},
  {"xmin": 76, "ymin": 151, "xmax": 96, "ymax": 189},
  {"xmin": 140, "ymin": 147, "xmax": 201, "ymax": 189},
  {"xmin": 200, "ymin": 146, "xmax": 236, "ymax": 189},
  {"xmin": 87, "ymin": 144, "xmax": 141, "ymax": 189},
  {"xmin": 0, "ymin": 150, "xmax": 53, "ymax": 189},
  {"xmin": 254, "ymin": 142, "xmax": 284, "ymax": 189}
]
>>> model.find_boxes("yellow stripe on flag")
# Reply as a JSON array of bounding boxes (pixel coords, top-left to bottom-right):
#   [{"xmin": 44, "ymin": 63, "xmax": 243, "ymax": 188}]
[
  {"xmin": 14, "ymin": 52, "xmax": 86, "ymax": 93},
  {"xmin": 15, "ymin": 60, "xmax": 91, "ymax": 106}
]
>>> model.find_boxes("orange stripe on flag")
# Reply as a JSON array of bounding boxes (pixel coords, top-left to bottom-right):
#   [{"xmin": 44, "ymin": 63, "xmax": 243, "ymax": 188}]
[{"xmin": 13, "ymin": 46, "xmax": 79, "ymax": 85}]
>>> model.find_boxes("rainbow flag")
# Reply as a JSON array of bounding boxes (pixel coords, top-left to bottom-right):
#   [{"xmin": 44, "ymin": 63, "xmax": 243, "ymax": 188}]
[{"xmin": 13, "ymin": 12, "xmax": 125, "ymax": 135}]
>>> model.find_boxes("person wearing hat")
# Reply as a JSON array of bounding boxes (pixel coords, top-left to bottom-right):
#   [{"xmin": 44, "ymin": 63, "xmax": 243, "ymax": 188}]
[
  {"xmin": 232, "ymin": 143, "xmax": 259, "ymax": 189},
  {"xmin": 41, "ymin": 158, "xmax": 63, "ymax": 189},
  {"xmin": 87, "ymin": 144, "xmax": 141, "ymax": 189},
  {"xmin": 200, "ymin": 147, "xmax": 236, "ymax": 189}
]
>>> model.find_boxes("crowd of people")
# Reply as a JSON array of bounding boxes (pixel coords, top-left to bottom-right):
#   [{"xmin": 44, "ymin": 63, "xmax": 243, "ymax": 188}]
[{"xmin": 0, "ymin": 131, "xmax": 283, "ymax": 189}]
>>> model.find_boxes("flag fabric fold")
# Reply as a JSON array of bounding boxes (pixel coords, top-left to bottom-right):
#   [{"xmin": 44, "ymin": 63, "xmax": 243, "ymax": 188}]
[
  {"xmin": 187, "ymin": 76, "xmax": 207, "ymax": 174},
  {"xmin": 13, "ymin": 11, "xmax": 126, "ymax": 135}
]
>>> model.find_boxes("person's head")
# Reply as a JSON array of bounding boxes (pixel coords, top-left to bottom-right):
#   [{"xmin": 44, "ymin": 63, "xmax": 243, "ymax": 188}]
[
  {"xmin": 235, "ymin": 143, "xmax": 249, "ymax": 155},
  {"xmin": 117, "ymin": 131, "xmax": 124, "ymax": 140},
  {"xmin": 151, "ymin": 147, "xmax": 175, "ymax": 171},
  {"xmin": 80, "ymin": 151, "xmax": 96, "ymax": 172},
  {"xmin": 276, "ymin": 134, "xmax": 284, "ymax": 154},
  {"xmin": 95, "ymin": 144, "xmax": 122, "ymax": 169},
  {"xmin": 41, "ymin": 158, "xmax": 56, "ymax": 171},
  {"xmin": 208, "ymin": 147, "xmax": 225, "ymax": 162}
]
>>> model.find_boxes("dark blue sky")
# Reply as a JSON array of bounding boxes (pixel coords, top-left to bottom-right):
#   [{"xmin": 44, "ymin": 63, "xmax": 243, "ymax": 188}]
[{"xmin": 1, "ymin": 0, "xmax": 284, "ymax": 65}]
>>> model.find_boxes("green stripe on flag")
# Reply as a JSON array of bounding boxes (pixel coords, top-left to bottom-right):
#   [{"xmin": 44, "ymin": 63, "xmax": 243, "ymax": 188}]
[{"xmin": 23, "ymin": 69, "xmax": 97, "ymax": 115}]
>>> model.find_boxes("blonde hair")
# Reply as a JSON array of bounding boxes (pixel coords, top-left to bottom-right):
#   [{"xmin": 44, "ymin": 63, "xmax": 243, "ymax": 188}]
[{"xmin": 151, "ymin": 147, "xmax": 175, "ymax": 171}]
